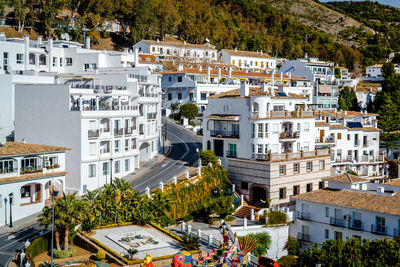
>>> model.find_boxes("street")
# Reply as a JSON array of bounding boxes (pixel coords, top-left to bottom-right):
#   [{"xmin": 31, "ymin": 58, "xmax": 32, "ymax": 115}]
[{"xmin": 131, "ymin": 119, "xmax": 202, "ymax": 192}]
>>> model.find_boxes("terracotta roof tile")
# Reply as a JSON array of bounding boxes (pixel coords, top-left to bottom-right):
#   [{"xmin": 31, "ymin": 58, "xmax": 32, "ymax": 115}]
[
  {"xmin": 138, "ymin": 54, "xmax": 159, "ymax": 64},
  {"xmin": 143, "ymin": 40, "xmax": 216, "ymax": 50},
  {"xmin": 329, "ymin": 124, "xmax": 347, "ymax": 129},
  {"xmin": 222, "ymin": 49, "xmax": 272, "ymax": 59},
  {"xmin": 0, "ymin": 171, "xmax": 67, "ymax": 184},
  {"xmin": 0, "ymin": 142, "xmax": 70, "ymax": 157},
  {"xmin": 315, "ymin": 122, "xmax": 330, "ymax": 127},
  {"xmin": 323, "ymin": 173, "xmax": 368, "ymax": 183}
]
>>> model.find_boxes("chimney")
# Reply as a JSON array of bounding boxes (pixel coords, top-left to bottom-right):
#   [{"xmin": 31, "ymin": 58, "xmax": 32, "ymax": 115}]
[
  {"xmin": 228, "ymin": 67, "xmax": 232, "ymax": 79},
  {"xmin": 240, "ymin": 80, "xmax": 249, "ymax": 97},
  {"xmin": 184, "ymin": 41, "xmax": 187, "ymax": 45},
  {"xmin": 289, "ymin": 73, "xmax": 292, "ymax": 79},
  {"xmin": 177, "ymin": 63, "xmax": 184, "ymax": 71},
  {"xmin": 85, "ymin": 36, "xmax": 90, "ymax": 49},
  {"xmin": 134, "ymin": 48, "xmax": 139, "ymax": 66},
  {"xmin": 0, "ymin": 137, "xmax": 5, "ymax": 145},
  {"xmin": 377, "ymin": 186, "xmax": 384, "ymax": 193},
  {"xmin": 234, "ymin": 48, "xmax": 237, "ymax": 52},
  {"xmin": 261, "ymin": 81, "xmax": 267, "ymax": 92},
  {"xmin": 156, "ymin": 39, "xmax": 160, "ymax": 43},
  {"xmin": 22, "ymin": 138, "xmax": 26, "ymax": 144}
]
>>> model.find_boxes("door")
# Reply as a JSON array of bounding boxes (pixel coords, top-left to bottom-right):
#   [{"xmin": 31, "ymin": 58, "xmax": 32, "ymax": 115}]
[
  {"xmin": 214, "ymin": 140, "xmax": 224, "ymax": 157},
  {"xmin": 320, "ymin": 130, "xmax": 325, "ymax": 142}
]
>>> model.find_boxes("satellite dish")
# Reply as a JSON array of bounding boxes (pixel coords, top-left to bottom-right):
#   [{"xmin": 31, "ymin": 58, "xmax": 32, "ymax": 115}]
[{"xmin": 61, "ymin": 33, "xmax": 70, "ymax": 41}]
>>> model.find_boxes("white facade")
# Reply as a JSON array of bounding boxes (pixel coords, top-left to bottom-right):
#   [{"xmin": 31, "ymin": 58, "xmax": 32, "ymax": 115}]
[
  {"xmin": 133, "ymin": 40, "xmax": 218, "ymax": 63},
  {"xmin": 0, "ymin": 142, "xmax": 67, "ymax": 227},
  {"xmin": 291, "ymin": 176, "xmax": 400, "ymax": 245},
  {"xmin": 366, "ymin": 64, "xmax": 383, "ymax": 80},
  {"xmin": 218, "ymin": 49, "xmax": 277, "ymax": 71},
  {"xmin": 14, "ymin": 69, "xmax": 161, "ymax": 195}
]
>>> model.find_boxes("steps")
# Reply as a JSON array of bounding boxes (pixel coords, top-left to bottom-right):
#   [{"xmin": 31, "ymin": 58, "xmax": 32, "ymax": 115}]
[{"xmin": 234, "ymin": 202, "xmax": 261, "ymax": 219}]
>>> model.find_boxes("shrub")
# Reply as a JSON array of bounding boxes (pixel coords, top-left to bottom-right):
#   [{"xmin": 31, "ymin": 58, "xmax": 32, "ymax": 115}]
[
  {"xmin": 96, "ymin": 249, "xmax": 106, "ymax": 261},
  {"xmin": 245, "ymin": 232, "xmax": 271, "ymax": 257},
  {"xmin": 200, "ymin": 150, "xmax": 217, "ymax": 166},
  {"xmin": 277, "ymin": 255, "xmax": 297, "ymax": 267},
  {"xmin": 225, "ymin": 215, "xmax": 236, "ymax": 222},
  {"xmin": 284, "ymin": 237, "xmax": 301, "ymax": 256},
  {"xmin": 347, "ymin": 169, "xmax": 358, "ymax": 176},
  {"xmin": 208, "ymin": 195, "xmax": 234, "ymax": 218},
  {"xmin": 25, "ymin": 233, "xmax": 51, "ymax": 262},
  {"xmin": 53, "ymin": 247, "xmax": 77, "ymax": 258},
  {"xmin": 179, "ymin": 103, "xmax": 198, "ymax": 121},
  {"xmin": 267, "ymin": 211, "xmax": 287, "ymax": 225},
  {"xmin": 184, "ymin": 214, "xmax": 194, "ymax": 222}
]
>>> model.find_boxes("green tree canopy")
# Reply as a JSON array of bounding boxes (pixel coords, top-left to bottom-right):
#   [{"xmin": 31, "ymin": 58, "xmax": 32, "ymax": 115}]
[
  {"xmin": 179, "ymin": 103, "xmax": 198, "ymax": 121},
  {"xmin": 338, "ymin": 86, "xmax": 359, "ymax": 111}
]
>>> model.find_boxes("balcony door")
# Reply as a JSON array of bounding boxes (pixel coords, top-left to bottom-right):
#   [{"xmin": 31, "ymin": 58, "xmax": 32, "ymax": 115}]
[
  {"xmin": 334, "ymin": 208, "xmax": 343, "ymax": 220},
  {"xmin": 214, "ymin": 140, "xmax": 224, "ymax": 157}
]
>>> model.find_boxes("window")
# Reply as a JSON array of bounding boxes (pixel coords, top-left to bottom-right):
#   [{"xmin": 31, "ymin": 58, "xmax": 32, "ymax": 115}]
[
  {"xmin": 306, "ymin": 183, "xmax": 313, "ymax": 192},
  {"xmin": 293, "ymin": 185, "xmax": 299, "ymax": 196},
  {"xmin": 89, "ymin": 164, "xmax": 96, "ymax": 178},
  {"xmin": 376, "ymin": 216, "xmax": 386, "ymax": 232},
  {"xmin": 257, "ymin": 144, "xmax": 263, "ymax": 154},
  {"xmin": 325, "ymin": 229, "xmax": 329, "ymax": 239},
  {"xmin": 232, "ymin": 60, "xmax": 235, "ymax": 65},
  {"xmin": 347, "ymin": 134, "xmax": 351, "ymax": 141},
  {"xmin": 252, "ymin": 124, "xmax": 255, "ymax": 138},
  {"xmin": 279, "ymin": 165, "xmax": 286, "ymax": 175},
  {"xmin": 319, "ymin": 160, "xmax": 325, "ymax": 170},
  {"xmin": 102, "ymin": 162, "xmax": 109, "ymax": 175},
  {"xmin": 178, "ymin": 93, "xmax": 182, "ymax": 100},
  {"xmin": 168, "ymin": 93, "xmax": 172, "ymax": 101},
  {"xmin": 241, "ymin": 181, "xmax": 248, "ymax": 190},
  {"xmin": 21, "ymin": 185, "xmax": 30, "ymax": 198},
  {"xmin": 131, "ymin": 138, "xmax": 137, "ymax": 149},
  {"xmin": 114, "ymin": 140, "xmax": 120, "ymax": 153},
  {"xmin": 66, "ymin": 58, "xmax": 72, "ymax": 66},
  {"xmin": 16, "ymin": 54, "xmax": 24, "ymax": 64},
  {"xmin": 325, "ymin": 207, "xmax": 329, "ymax": 217},
  {"xmin": 319, "ymin": 181, "xmax": 324, "ymax": 189},
  {"xmin": 264, "ymin": 123, "xmax": 269, "ymax": 138},
  {"xmin": 89, "ymin": 142, "xmax": 96, "ymax": 156},
  {"xmin": 279, "ymin": 188, "xmax": 286, "ymax": 199},
  {"xmin": 264, "ymin": 144, "xmax": 269, "ymax": 154},
  {"xmin": 114, "ymin": 161, "xmax": 120, "ymax": 173},
  {"xmin": 201, "ymin": 93, "xmax": 207, "ymax": 100},
  {"xmin": 189, "ymin": 93, "xmax": 193, "ymax": 101},
  {"xmin": 304, "ymin": 142, "xmax": 310, "ymax": 151},
  {"xmin": 125, "ymin": 139, "xmax": 129, "ymax": 151},
  {"xmin": 177, "ymin": 76, "xmax": 183, "ymax": 82},
  {"xmin": 293, "ymin": 163, "xmax": 299, "ymax": 173},
  {"xmin": 152, "ymin": 47, "xmax": 155, "ymax": 52},
  {"xmin": 337, "ymin": 133, "xmax": 342, "ymax": 139},
  {"xmin": 60, "ymin": 58, "xmax": 65, "ymax": 67},
  {"xmin": 168, "ymin": 76, "xmax": 172, "ymax": 82},
  {"xmin": 304, "ymin": 122, "xmax": 310, "ymax": 132},
  {"xmin": 52, "ymin": 57, "xmax": 57, "ymax": 67},
  {"xmin": 334, "ymin": 231, "xmax": 343, "ymax": 240},
  {"xmin": 306, "ymin": 161, "xmax": 313, "ymax": 172},
  {"xmin": 257, "ymin": 124, "xmax": 263, "ymax": 138},
  {"xmin": 125, "ymin": 159, "xmax": 130, "ymax": 172}
]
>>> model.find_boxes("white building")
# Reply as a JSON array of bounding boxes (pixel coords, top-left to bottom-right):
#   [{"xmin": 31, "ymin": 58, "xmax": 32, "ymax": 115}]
[
  {"xmin": 218, "ymin": 49, "xmax": 277, "ymax": 71},
  {"xmin": 0, "ymin": 142, "xmax": 68, "ymax": 227},
  {"xmin": 354, "ymin": 84, "xmax": 381, "ymax": 110},
  {"xmin": 14, "ymin": 68, "xmax": 161, "ymax": 195},
  {"xmin": 162, "ymin": 66, "xmax": 312, "ymax": 112},
  {"xmin": 133, "ymin": 40, "xmax": 218, "ymax": 63},
  {"xmin": 202, "ymin": 81, "xmax": 331, "ymax": 207},
  {"xmin": 314, "ymin": 111, "xmax": 384, "ymax": 180},
  {"xmin": 292, "ymin": 173, "xmax": 400, "ymax": 244},
  {"xmin": 365, "ymin": 64, "xmax": 384, "ymax": 81}
]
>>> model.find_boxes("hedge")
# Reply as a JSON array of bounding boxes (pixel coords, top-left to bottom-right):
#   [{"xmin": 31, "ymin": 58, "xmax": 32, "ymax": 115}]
[
  {"xmin": 25, "ymin": 232, "xmax": 51, "ymax": 267},
  {"xmin": 53, "ymin": 247, "xmax": 77, "ymax": 258}
]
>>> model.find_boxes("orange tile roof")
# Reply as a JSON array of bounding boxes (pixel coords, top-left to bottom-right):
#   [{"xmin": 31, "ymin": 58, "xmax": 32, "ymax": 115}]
[
  {"xmin": 138, "ymin": 54, "xmax": 159, "ymax": 64},
  {"xmin": 324, "ymin": 173, "xmax": 368, "ymax": 183},
  {"xmin": 208, "ymin": 87, "xmax": 268, "ymax": 99},
  {"xmin": 315, "ymin": 122, "xmax": 330, "ymax": 127},
  {"xmin": 222, "ymin": 49, "xmax": 272, "ymax": 59},
  {"xmin": 347, "ymin": 127, "xmax": 381, "ymax": 132},
  {"xmin": 143, "ymin": 40, "xmax": 216, "ymax": 50},
  {"xmin": 329, "ymin": 124, "xmax": 347, "ymax": 129},
  {"xmin": 0, "ymin": 142, "xmax": 70, "ymax": 157},
  {"xmin": 294, "ymin": 188, "xmax": 400, "ymax": 216},
  {"xmin": 0, "ymin": 171, "xmax": 67, "ymax": 184}
]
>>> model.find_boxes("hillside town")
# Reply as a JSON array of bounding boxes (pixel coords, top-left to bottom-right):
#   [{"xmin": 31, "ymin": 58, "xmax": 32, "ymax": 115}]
[{"xmin": 0, "ymin": 1, "xmax": 400, "ymax": 266}]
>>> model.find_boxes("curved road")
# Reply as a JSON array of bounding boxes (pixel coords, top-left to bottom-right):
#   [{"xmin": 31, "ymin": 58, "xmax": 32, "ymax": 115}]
[{"xmin": 131, "ymin": 119, "xmax": 202, "ymax": 192}]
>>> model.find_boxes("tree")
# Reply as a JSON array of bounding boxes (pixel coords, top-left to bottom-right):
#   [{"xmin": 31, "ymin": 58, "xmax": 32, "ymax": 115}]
[
  {"xmin": 392, "ymin": 53, "xmax": 400, "ymax": 64},
  {"xmin": 338, "ymin": 87, "xmax": 359, "ymax": 111},
  {"xmin": 246, "ymin": 232, "xmax": 271, "ymax": 257},
  {"xmin": 179, "ymin": 234, "xmax": 200, "ymax": 251},
  {"xmin": 380, "ymin": 133, "xmax": 400, "ymax": 160},
  {"xmin": 179, "ymin": 103, "xmax": 198, "ymax": 121},
  {"xmin": 200, "ymin": 150, "xmax": 217, "ymax": 166},
  {"xmin": 170, "ymin": 103, "xmax": 179, "ymax": 113},
  {"xmin": 338, "ymin": 97, "xmax": 348, "ymax": 111},
  {"xmin": 151, "ymin": 0, "xmax": 181, "ymax": 40},
  {"xmin": 130, "ymin": 0, "xmax": 156, "ymax": 44},
  {"xmin": 334, "ymin": 68, "xmax": 341, "ymax": 79},
  {"xmin": 378, "ymin": 95, "xmax": 400, "ymax": 132},
  {"xmin": 11, "ymin": 0, "xmax": 29, "ymax": 32}
]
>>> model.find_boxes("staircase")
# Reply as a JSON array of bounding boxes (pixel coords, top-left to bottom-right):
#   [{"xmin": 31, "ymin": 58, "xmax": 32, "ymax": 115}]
[{"xmin": 233, "ymin": 201, "xmax": 261, "ymax": 219}]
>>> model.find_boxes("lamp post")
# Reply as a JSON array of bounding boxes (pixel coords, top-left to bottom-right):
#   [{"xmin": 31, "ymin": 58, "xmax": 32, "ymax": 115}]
[
  {"xmin": 8, "ymin": 193, "xmax": 13, "ymax": 227},
  {"xmin": 110, "ymin": 158, "xmax": 113, "ymax": 184},
  {"xmin": 50, "ymin": 182, "xmax": 59, "ymax": 267},
  {"xmin": 4, "ymin": 198, "xmax": 7, "ymax": 226}
]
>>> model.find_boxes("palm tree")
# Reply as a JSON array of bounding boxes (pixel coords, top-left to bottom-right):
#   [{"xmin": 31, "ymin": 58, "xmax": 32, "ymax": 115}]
[
  {"xmin": 179, "ymin": 234, "xmax": 200, "ymax": 251},
  {"xmin": 133, "ymin": 202, "xmax": 154, "ymax": 225},
  {"xmin": 38, "ymin": 205, "xmax": 62, "ymax": 250}
]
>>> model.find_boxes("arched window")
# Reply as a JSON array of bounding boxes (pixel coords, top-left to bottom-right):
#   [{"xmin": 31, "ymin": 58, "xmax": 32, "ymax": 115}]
[
  {"xmin": 29, "ymin": 53, "xmax": 35, "ymax": 65},
  {"xmin": 39, "ymin": 54, "xmax": 46, "ymax": 65}
]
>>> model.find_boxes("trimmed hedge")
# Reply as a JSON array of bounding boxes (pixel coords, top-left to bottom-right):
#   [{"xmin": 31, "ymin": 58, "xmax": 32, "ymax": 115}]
[
  {"xmin": 25, "ymin": 232, "xmax": 51, "ymax": 266},
  {"xmin": 53, "ymin": 247, "xmax": 77, "ymax": 258}
]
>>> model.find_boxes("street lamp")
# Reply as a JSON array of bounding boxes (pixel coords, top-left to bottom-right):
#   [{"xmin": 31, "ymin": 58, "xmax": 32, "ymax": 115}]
[
  {"xmin": 110, "ymin": 158, "xmax": 113, "ymax": 184},
  {"xmin": 4, "ymin": 197, "xmax": 7, "ymax": 226},
  {"xmin": 50, "ymin": 182, "xmax": 59, "ymax": 267},
  {"xmin": 9, "ymin": 193, "xmax": 13, "ymax": 227}
]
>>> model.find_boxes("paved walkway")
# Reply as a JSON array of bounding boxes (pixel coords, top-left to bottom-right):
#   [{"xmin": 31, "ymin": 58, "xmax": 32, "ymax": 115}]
[{"xmin": 0, "ymin": 212, "xmax": 41, "ymax": 236}]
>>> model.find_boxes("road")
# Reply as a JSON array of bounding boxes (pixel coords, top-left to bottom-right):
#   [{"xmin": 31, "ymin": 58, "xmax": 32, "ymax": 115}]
[
  {"xmin": 0, "ymin": 223, "xmax": 42, "ymax": 267},
  {"xmin": 131, "ymin": 119, "xmax": 202, "ymax": 192}
]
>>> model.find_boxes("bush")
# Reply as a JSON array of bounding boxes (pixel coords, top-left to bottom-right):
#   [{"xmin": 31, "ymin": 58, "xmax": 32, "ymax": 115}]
[
  {"xmin": 277, "ymin": 255, "xmax": 297, "ymax": 267},
  {"xmin": 267, "ymin": 211, "xmax": 287, "ymax": 225},
  {"xmin": 284, "ymin": 237, "xmax": 301, "ymax": 256},
  {"xmin": 208, "ymin": 195, "xmax": 234, "ymax": 218},
  {"xmin": 53, "ymin": 247, "xmax": 77, "ymax": 259},
  {"xmin": 179, "ymin": 104, "xmax": 198, "ymax": 121},
  {"xmin": 25, "ymin": 233, "xmax": 51, "ymax": 262},
  {"xmin": 347, "ymin": 170, "xmax": 358, "ymax": 176},
  {"xmin": 245, "ymin": 232, "xmax": 271, "ymax": 257},
  {"xmin": 225, "ymin": 215, "xmax": 236, "ymax": 222},
  {"xmin": 184, "ymin": 214, "xmax": 194, "ymax": 222},
  {"xmin": 200, "ymin": 150, "xmax": 217, "ymax": 166},
  {"xmin": 96, "ymin": 249, "xmax": 106, "ymax": 261}
]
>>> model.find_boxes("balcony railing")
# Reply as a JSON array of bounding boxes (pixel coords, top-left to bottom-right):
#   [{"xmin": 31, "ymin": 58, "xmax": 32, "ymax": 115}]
[
  {"xmin": 125, "ymin": 127, "xmax": 132, "ymax": 135},
  {"xmin": 335, "ymin": 156, "xmax": 353, "ymax": 163},
  {"xmin": 88, "ymin": 129, "xmax": 99, "ymax": 138},
  {"xmin": 296, "ymin": 211, "xmax": 311, "ymax": 221},
  {"xmin": 330, "ymin": 217, "xmax": 346, "ymax": 227},
  {"xmin": 371, "ymin": 225, "xmax": 387, "ymax": 235},
  {"xmin": 254, "ymin": 148, "xmax": 330, "ymax": 162},
  {"xmin": 0, "ymin": 168, "xmax": 18, "ymax": 174},
  {"xmin": 20, "ymin": 165, "xmax": 43, "ymax": 175},
  {"xmin": 210, "ymin": 130, "xmax": 239, "ymax": 138},
  {"xmin": 101, "ymin": 127, "xmax": 110, "ymax": 133},
  {"xmin": 226, "ymin": 150, "xmax": 237, "ymax": 158},
  {"xmin": 114, "ymin": 128, "xmax": 123, "ymax": 136},
  {"xmin": 315, "ymin": 136, "xmax": 335, "ymax": 143},
  {"xmin": 349, "ymin": 219, "xmax": 363, "ymax": 230},
  {"xmin": 279, "ymin": 131, "xmax": 299, "ymax": 139},
  {"xmin": 354, "ymin": 140, "xmax": 360, "ymax": 147},
  {"xmin": 297, "ymin": 233, "xmax": 310, "ymax": 242},
  {"xmin": 100, "ymin": 148, "xmax": 110, "ymax": 154}
]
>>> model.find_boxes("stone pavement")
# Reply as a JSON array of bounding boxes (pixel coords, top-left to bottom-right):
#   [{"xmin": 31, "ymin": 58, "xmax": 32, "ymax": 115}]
[{"xmin": 0, "ymin": 212, "xmax": 41, "ymax": 236}]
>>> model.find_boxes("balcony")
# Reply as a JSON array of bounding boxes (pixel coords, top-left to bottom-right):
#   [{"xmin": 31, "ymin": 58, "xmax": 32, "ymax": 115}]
[
  {"xmin": 100, "ymin": 148, "xmax": 110, "ymax": 154},
  {"xmin": 254, "ymin": 148, "xmax": 330, "ymax": 162},
  {"xmin": 354, "ymin": 140, "xmax": 360, "ymax": 147},
  {"xmin": 335, "ymin": 156, "xmax": 353, "ymax": 163},
  {"xmin": 297, "ymin": 233, "xmax": 310, "ymax": 242},
  {"xmin": 226, "ymin": 150, "xmax": 237, "ymax": 158},
  {"xmin": 349, "ymin": 219, "xmax": 363, "ymax": 231},
  {"xmin": 114, "ymin": 128, "xmax": 123, "ymax": 136},
  {"xmin": 371, "ymin": 225, "xmax": 387, "ymax": 235},
  {"xmin": 147, "ymin": 112, "xmax": 157, "ymax": 120},
  {"xmin": 296, "ymin": 211, "xmax": 311, "ymax": 221},
  {"xmin": 20, "ymin": 165, "xmax": 43, "ymax": 175},
  {"xmin": 315, "ymin": 136, "xmax": 335, "ymax": 144},
  {"xmin": 0, "ymin": 168, "xmax": 18, "ymax": 175},
  {"xmin": 125, "ymin": 127, "xmax": 133, "ymax": 135},
  {"xmin": 210, "ymin": 130, "xmax": 239, "ymax": 138},
  {"xmin": 88, "ymin": 130, "xmax": 99, "ymax": 138},
  {"xmin": 279, "ymin": 131, "xmax": 299, "ymax": 140},
  {"xmin": 330, "ymin": 217, "xmax": 346, "ymax": 227}
]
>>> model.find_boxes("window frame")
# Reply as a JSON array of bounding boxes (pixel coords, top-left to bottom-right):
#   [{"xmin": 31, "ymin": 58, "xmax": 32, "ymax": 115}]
[{"xmin": 279, "ymin": 165, "xmax": 286, "ymax": 175}]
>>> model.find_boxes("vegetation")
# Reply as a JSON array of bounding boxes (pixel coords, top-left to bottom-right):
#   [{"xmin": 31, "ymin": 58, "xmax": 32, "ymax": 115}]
[
  {"xmin": 96, "ymin": 249, "xmax": 106, "ymax": 261},
  {"xmin": 267, "ymin": 211, "xmax": 287, "ymax": 225},
  {"xmin": 298, "ymin": 237, "xmax": 400, "ymax": 266},
  {"xmin": 179, "ymin": 234, "xmax": 200, "ymax": 251},
  {"xmin": 277, "ymin": 255, "xmax": 297, "ymax": 267},
  {"xmin": 243, "ymin": 232, "xmax": 271, "ymax": 257},
  {"xmin": 284, "ymin": 237, "xmax": 301, "ymax": 256},
  {"xmin": 179, "ymin": 104, "xmax": 198, "ymax": 121},
  {"xmin": 53, "ymin": 247, "xmax": 77, "ymax": 259},
  {"xmin": 200, "ymin": 149, "xmax": 218, "ymax": 166},
  {"xmin": 380, "ymin": 132, "xmax": 400, "ymax": 160},
  {"xmin": 25, "ymin": 233, "xmax": 51, "ymax": 263},
  {"xmin": 338, "ymin": 86, "xmax": 359, "ymax": 111},
  {"xmin": 347, "ymin": 169, "xmax": 358, "ymax": 176}
]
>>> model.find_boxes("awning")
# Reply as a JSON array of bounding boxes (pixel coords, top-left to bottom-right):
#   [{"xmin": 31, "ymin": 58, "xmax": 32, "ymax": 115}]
[{"xmin": 319, "ymin": 85, "xmax": 332, "ymax": 94}]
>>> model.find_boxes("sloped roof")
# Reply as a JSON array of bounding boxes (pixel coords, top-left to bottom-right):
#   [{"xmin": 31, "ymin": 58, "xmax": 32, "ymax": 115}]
[
  {"xmin": 142, "ymin": 40, "xmax": 216, "ymax": 50},
  {"xmin": 323, "ymin": 173, "xmax": 368, "ymax": 183},
  {"xmin": 0, "ymin": 142, "xmax": 70, "ymax": 157},
  {"xmin": 222, "ymin": 49, "xmax": 272, "ymax": 59}
]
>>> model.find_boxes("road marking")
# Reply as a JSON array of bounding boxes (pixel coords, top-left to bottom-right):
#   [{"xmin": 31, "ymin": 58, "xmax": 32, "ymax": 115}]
[
  {"xmin": 134, "ymin": 130, "xmax": 190, "ymax": 189},
  {"xmin": 0, "ymin": 232, "xmax": 39, "ymax": 250},
  {"xmin": 7, "ymin": 235, "xmax": 15, "ymax": 240},
  {"xmin": 161, "ymin": 163, "xmax": 167, "ymax": 167}
]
